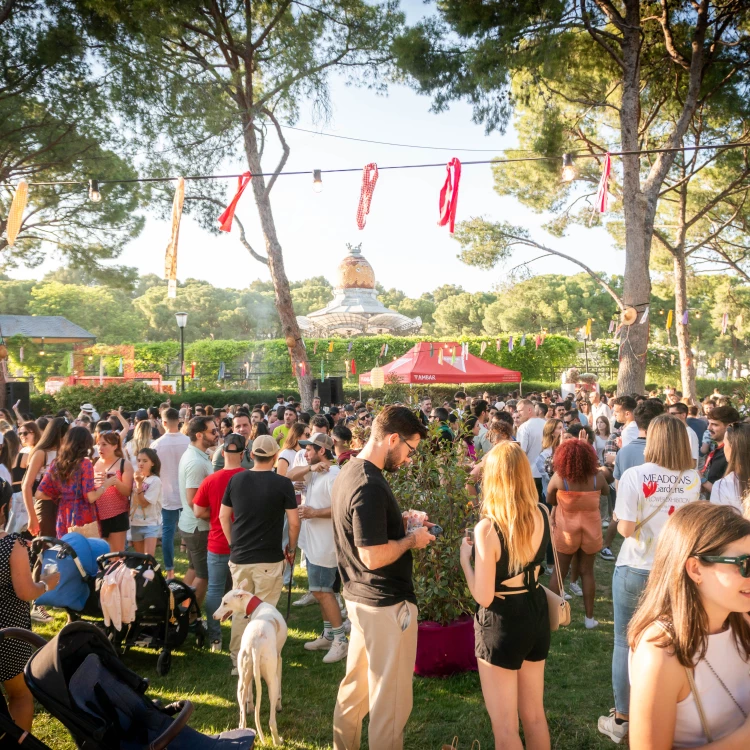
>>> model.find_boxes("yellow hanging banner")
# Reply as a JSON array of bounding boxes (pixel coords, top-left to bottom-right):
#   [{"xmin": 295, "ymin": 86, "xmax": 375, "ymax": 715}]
[
  {"xmin": 666, "ymin": 310, "xmax": 673, "ymax": 329},
  {"xmin": 6, "ymin": 180, "xmax": 28, "ymax": 247}
]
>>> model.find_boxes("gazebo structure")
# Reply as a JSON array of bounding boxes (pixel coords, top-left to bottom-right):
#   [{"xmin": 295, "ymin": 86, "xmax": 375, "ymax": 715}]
[
  {"xmin": 0, "ymin": 315, "xmax": 96, "ymax": 344},
  {"xmin": 296, "ymin": 244, "xmax": 422, "ymax": 338}
]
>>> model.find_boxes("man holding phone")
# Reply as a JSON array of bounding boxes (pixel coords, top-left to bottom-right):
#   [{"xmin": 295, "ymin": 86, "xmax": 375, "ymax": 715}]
[{"xmin": 332, "ymin": 406, "xmax": 432, "ymax": 750}]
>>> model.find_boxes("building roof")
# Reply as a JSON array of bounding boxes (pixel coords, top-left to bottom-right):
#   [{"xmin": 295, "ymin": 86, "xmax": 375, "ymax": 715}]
[{"xmin": 0, "ymin": 315, "xmax": 96, "ymax": 344}]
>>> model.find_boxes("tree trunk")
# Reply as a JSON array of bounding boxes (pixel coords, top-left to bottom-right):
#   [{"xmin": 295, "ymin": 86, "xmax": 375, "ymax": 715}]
[
  {"xmin": 616, "ymin": 16, "xmax": 650, "ymax": 395},
  {"xmin": 242, "ymin": 126, "xmax": 313, "ymax": 408},
  {"xmin": 673, "ymin": 254, "xmax": 698, "ymax": 403}
]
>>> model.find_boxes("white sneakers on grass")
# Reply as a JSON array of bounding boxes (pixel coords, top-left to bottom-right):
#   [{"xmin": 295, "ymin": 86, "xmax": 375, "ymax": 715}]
[
  {"xmin": 293, "ymin": 591, "xmax": 316, "ymax": 607},
  {"xmin": 569, "ymin": 582, "xmax": 583, "ymax": 597},
  {"xmin": 323, "ymin": 639, "xmax": 348, "ymax": 664},
  {"xmin": 598, "ymin": 709, "xmax": 629, "ymax": 744}
]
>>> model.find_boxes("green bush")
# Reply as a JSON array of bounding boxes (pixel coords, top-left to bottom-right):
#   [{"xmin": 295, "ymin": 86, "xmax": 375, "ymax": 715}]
[{"xmin": 42, "ymin": 383, "xmax": 163, "ymax": 414}]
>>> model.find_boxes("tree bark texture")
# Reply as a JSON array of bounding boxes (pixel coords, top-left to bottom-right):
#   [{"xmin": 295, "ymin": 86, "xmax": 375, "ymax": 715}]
[
  {"xmin": 242, "ymin": 126, "xmax": 313, "ymax": 408},
  {"xmin": 673, "ymin": 253, "xmax": 698, "ymax": 403}
]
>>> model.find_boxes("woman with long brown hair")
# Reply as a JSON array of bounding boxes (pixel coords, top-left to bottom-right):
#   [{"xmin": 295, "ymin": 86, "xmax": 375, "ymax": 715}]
[
  {"xmin": 460, "ymin": 441, "xmax": 551, "ymax": 750},
  {"xmin": 629, "ymin": 503, "xmax": 750, "ymax": 748},
  {"xmin": 22, "ymin": 417, "xmax": 69, "ymax": 537},
  {"xmin": 35, "ymin": 427, "xmax": 97, "ymax": 539},
  {"xmin": 710, "ymin": 421, "xmax": 750, "ymax": 513},
  {"xmin": 89, "ymin": 431, "xmax": 133, "ymax": 552},
  {"xmin": 0, "ymin": 430, "xmax": 20, "ymax": 487},
  {"xmin": 599, "ymin": 414, "xmax": 702, "ymax": 744}
]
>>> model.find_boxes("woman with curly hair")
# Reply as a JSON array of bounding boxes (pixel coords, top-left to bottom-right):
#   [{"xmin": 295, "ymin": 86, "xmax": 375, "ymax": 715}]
[
  {"xmin": 35, "ymin": 427, "xmax": 97, "ymax": 539},
  {"xmin": 546, "ymin": 438, "xmax": 610, "ymax": 629}
]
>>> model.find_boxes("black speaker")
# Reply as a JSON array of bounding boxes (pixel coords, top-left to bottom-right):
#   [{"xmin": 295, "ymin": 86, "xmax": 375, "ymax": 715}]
[
  {"xmin": 329, "ymin": 377, "xmax": 344, "ymax": 405},
  {"xmin": 313, "ymin": 379, "xmax": 332, "ymax": 404},
  {"xmin": 6, "ymin": 381, "xmax": 29, "ymax": 415}
]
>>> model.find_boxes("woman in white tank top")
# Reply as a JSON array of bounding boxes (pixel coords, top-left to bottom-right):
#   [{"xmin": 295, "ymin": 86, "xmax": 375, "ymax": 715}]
[{"xmin": 629, "ymin": 502, "xmax": 750, "ymax": 748}]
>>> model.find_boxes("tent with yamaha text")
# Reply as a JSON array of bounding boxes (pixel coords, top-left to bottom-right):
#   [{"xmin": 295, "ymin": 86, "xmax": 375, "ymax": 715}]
[{"xmin": 359, "ymin": 341, "xmax": 522, "ymax": 385}]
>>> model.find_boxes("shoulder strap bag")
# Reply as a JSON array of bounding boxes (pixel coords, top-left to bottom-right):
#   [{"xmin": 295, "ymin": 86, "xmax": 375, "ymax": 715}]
[
  {"xmin": 633, "ymin": 471, "xmax": 685, "ymax": 533},
  {"xmin": 539, "ymin": 503, "xmax": 571, "ymax": 631},
  {"xmin": 685, "ymin": 667, "xmax": 713, "ymax": 742}
]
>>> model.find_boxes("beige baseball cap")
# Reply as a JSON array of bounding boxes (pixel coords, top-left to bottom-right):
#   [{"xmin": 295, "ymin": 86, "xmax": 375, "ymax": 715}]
[
  {"xmin": 299, "ymin": 433, "xmax": 334, "ymax": 451},
  {"xmin": 251, "ymin": 434, "xmax": 281, "ymax": 458}
]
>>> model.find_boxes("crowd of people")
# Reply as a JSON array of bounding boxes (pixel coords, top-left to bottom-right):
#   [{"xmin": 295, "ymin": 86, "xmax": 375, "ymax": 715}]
[{"xmin": 0, "ymin": 383, "xmax": 749, "ymax": 749}]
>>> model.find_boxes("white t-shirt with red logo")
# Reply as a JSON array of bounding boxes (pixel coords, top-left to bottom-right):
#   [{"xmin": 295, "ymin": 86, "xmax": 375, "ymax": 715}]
[{"xmin": 614, "ymin": 462, "xmax": 701, "ymax": 570}]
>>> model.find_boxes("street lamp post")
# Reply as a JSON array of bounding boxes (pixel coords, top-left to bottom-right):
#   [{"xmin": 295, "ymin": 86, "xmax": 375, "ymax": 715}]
[{"xmin": 175, "ymin": 312, "xmax": 188, "ymax": 392}]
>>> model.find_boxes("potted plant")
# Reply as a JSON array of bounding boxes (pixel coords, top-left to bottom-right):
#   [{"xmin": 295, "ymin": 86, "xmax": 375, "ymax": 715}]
[{"xmin": 388, "ymin": 425, "xmax": 478, "ymax": 677}]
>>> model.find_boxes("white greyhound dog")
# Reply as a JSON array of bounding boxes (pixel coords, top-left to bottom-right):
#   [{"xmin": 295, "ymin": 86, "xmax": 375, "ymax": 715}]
[{"xmin": 213, "ymin": 582, "xmax": 288, "ymax": 746}]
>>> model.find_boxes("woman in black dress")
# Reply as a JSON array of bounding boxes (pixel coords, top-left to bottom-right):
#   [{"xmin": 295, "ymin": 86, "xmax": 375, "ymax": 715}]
[
  {"xmin": 0, "ymin": 485, "xmax": 60, "ymax": 731},
  {"xmin": 460, "ymin": 441, "xmax": 551, "ymax": 750}
]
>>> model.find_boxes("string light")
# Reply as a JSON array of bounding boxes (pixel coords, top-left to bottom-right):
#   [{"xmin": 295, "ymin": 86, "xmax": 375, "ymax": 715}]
[
  {"xmin": 88, "ymin": 179, "xmax": 102, "ymax": 203},
  {"xmin": 561, "ymin": 154, "xmax": 576, "ymax": 182},
  {"xmin": 312, "ymin": 169, "xmax": 323, "ymax": 193}
]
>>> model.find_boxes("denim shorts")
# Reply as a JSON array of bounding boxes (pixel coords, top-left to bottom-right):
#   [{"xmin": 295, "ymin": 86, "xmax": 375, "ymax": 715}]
[
  {"xmin": 130, "ymin": 524, "xmax": 161, "ymax": 542},
  {"xmin": 307, "ymin": 561, "xmax": 337, "ymax": 592}
]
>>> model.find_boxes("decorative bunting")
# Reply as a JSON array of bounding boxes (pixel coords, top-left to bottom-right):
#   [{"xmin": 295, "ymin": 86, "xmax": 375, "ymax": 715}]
[
  {"xmin": 384, "ymin": 343, "xmax": 389, "ymax": 356},
  {"xmin": 535, "ymin": 335, "xmax": 541, "ymax": 349},
  {"xmin": 594, "ymin": 152, "xmax": 611, "ymax": 214},
  {"xmin": 508, "ymin": 336, "xmax": 513, "ymax": 352},
  {"xmin": 666, "ymin": 310, "xmax": 673, "ymax": 330},
  {"xmin": 541, "ymin": 332, "xmax": 547, "ymax": 344},
  {"xmin": 328, "ymin": 341, "xmax": 334, "ymax": 353},
  {"xmin": 164, "ymin": 176, "xmax": 185, "ymax": 299},
  {"xmin": 219, "ymin": 362, "xmax": 225, "ymax": 380},
  {"xmin": 313, "ymin": 341, "xmax": 318, "ymax": 355},
  {"xmin": 438, "ymin": 348, "xmax": 444, "ymax": 365},
  {"xmin": 380, "ymin": 343, "xmax": 386, "ymax": 357},
  {"xmin": 118, "ymin": 357, "xmax": 123, "ymax": 375},
  {"xmin": 320, "ymin": 359, "xmax": 325, "ymax": 382},
  {"xmin": 722, "ymin": 312, "xmax": 729, "ymax": 335},
  {"xmin": 430, "ymin": 342, "xmax": 434, "ymax": 357},
  {"xmin": 451, "ymin": 346, "xmax": 456, "ymax": 365},
  {"xmin": 463, "ymin": 342, "xmax": 469, "ymax": 360},
  {"xmin": 711, "ymin": 357, "xmax": 717, "ymax": 368},
  {"xmin": 681, "ymin": 310, "xmax": 689, "ymax": 325},
  {"xmin": 345, "ymin": 359, "xmax": 350, "ymax": 375},
  {"xmin": 496, "ymin": 339, "xmax": 501, "ymax": 352},
  {"xmin": 640, "ymin": 306, "xmax": 650, "ymax": 324},
  {"xmin": 356, "ymin": 163, "xmax": 379, "ymax": 230},
  {"xmin": 6, "ymin": 180, "xmax": 28, "ymax": 247},
  {"xmin": 437, "ymin": 158, "xmax": 462, "ymax": 233},
  {"xmin": 218, "ymin": 171, "xmax": 252, "ymax": 232},
  {"xmin": 608, "ymin": 320, "xmax": 616, "ymax": 334},
  {"xmin": 670, "ymin": 354, "xmax": 675, "ymax": 366},
  {"xmin": 299, "ymin": 362, "xmax": 307, "ymax": 377},
  {"xmin": 351, "ymin": 359, "xmax": 356, "ymax": 375},
  {"xmin": 520, "ymin": 334, "xmax": 526, "ymax": 347},
  {"xmin": 347, "ymin": 342, "xmax": 353, "ymax": 353},
  {"xmin": 191, "ymin": 362, "xmax": 196, "ymax": 378},
  {"xmin": 480, "ymin": 341, "xmax": 487, "ymax": 355},
  {"xmin": 19, "ymin": 346, "xmax": 23, "ymax": 362},
  {"xmin": 585, "ymin": 319, "xmax": 592, "ymax": 338}
]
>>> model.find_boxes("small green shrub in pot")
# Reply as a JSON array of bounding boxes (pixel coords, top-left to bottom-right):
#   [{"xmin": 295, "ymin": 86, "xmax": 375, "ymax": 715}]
[{"xmin": 388, "ymin": 424, "xmax": 476, "ymax": 625}]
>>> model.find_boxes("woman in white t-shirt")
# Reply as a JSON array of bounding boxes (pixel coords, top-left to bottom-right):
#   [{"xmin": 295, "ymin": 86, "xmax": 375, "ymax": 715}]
[
  {"xmin": 710, "ymin": 421, "xmax": 750, "ymax": 514},
  {"xmin": 275, "ymin": 423, "xmax": 309, "ymax": 477},
  {"xmin": 629, "ymin": 502, "xmax": 750, "ymax": 748},
  {"xmin": 599, "ymin": 414, "xmax": 702, "ymax": 744}
]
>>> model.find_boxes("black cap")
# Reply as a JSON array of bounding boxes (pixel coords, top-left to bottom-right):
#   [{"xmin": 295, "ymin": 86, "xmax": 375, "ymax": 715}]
[
  {"xmin": 135, "ymin": 409, "xmax": 149, "ymax": 421},
  {"xmin": 224, "ymin": 433, "xmax": 246, "ymax": 453}
]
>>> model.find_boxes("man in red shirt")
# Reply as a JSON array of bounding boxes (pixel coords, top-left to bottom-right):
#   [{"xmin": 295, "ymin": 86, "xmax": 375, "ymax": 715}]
[{"xmin": 194, "ymin": 432, "xmax": 247, "ymax": 652}]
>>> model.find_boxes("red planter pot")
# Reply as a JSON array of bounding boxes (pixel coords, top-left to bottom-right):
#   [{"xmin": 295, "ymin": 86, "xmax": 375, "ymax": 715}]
[{"xmin": 414, "ymin": 615, "xmax": 478, "ymax": 677}]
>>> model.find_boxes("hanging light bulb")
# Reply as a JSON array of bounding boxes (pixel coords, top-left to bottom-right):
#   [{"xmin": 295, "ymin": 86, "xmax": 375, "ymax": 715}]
[
  {"xmin": 88, "ymin": 179, "xmax": 102, "ymax": 203},
  {"xmin": 659, "ymin": 309, "xmax": 665, "ymax": 316},
  {"xmin": 312, "ymin": 169, "xmax": 323, "ymax": 193},
  {"xmin": 561, "ymin": 153, "xmax": 576, "ymax": 182},
  {"xmin": 695, "ymin": 311, "xmax": 701, "ymax": 319}
]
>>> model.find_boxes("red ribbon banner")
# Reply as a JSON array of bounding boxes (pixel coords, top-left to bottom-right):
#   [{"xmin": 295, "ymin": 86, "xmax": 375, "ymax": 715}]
[
  {"xmin": 438, "ymin": 158, "xmax": 461, "ymax": 233},
  {"xmin": 218, "ymin": 172, "xmax": 252, "ymax": 232}
]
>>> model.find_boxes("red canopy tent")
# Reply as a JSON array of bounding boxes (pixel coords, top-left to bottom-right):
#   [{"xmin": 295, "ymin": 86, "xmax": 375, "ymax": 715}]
[{"xmin": 359, "ymin": 342, "xmax": 522, "ymax": 385}]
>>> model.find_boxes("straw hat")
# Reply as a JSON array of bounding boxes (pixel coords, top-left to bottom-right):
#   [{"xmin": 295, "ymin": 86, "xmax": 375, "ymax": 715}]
[{"xmin": 621, "ymin": 307, "xmax": 638, "ymax": 326}]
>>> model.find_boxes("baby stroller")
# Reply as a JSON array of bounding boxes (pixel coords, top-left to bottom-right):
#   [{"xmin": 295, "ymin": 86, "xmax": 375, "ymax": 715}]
[
  {"xmin": 0, "ymin": 623, "xmax": 255, "ymax": 749},
  {"xmin": 32, "ymin": 536, "xmax": 207, "ymax": 675}
]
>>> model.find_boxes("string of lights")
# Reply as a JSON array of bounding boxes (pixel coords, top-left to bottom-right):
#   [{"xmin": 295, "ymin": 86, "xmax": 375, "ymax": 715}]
[{"xmin": 5, "ymin": 139, "xmax": 750, "ymax": 195}]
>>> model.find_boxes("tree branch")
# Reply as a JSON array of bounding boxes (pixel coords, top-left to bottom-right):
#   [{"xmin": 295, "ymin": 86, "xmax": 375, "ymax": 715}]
[{"xmin": 261, "ymin": 107, "xmax": 290, "ymax": 198}]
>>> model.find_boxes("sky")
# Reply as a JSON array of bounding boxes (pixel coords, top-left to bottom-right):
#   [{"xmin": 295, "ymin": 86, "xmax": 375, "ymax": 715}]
[{"xmin": 9, "ymin": 0, "xmax": 623, "ymax": 299}]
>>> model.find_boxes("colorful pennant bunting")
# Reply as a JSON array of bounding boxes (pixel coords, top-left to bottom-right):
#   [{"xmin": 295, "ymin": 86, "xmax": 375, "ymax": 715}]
[
  {"xmin": 640, "ymin": 306, "xmax": 649, "ymax": 324},
  {"xmin": 681, "ymin": 310, "xmax": 689, "ymax": 325},
  {"xmin": 722, "ymin": 312, "xmax": 729, "ymax": 335},
  {"xmin": 666, "ymin": 310, "xmax": 673, "ymax": 329},
  {"xmin": 508, "ymin": 336, "xmax": 513, "ymax": 352},
  {"xmin": 480, "ymin": 341, "xmax": 487, "ymax": 355},
  {"xmin": 164, "ymin": 176, "xmax": 185, "ymax": 298},
  {"xmin": 356, "ymin": 163, "xmax": 378, "ymax": 229},
  {"xmin": 594, "ymin": 152, "xmax": 611, "ymax": 214}
]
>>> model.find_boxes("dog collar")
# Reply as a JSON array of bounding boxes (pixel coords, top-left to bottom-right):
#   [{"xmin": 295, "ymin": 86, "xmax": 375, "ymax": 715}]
[{"xmin": 245, "ymin": 596, "xmax": 262, "ymax": 618}]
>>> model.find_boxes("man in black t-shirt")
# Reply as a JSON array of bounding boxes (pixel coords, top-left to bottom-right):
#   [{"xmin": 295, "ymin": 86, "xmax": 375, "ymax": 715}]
[
  {"xmin": 219, "ymin": 434, "xmax": 300, "ymax": 673},
  {"xmin": 701, "ymin": 405, "xmax": 740, "ymax": 496},
  {"xmin": 332, "ymin": 406, "xmax": 432, "ymax": 750}
]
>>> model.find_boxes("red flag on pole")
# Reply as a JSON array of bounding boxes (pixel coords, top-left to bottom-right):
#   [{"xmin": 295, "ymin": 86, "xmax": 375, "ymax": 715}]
[{"xmin": 218, "ymin": 172, "xmax": 252, "ymax": 232}]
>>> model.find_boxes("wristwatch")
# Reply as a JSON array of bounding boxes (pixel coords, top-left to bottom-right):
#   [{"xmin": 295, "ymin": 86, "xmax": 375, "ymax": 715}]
[{"xmin": 39, "ymin": 580, "xmax": 49, "ymax": 593}]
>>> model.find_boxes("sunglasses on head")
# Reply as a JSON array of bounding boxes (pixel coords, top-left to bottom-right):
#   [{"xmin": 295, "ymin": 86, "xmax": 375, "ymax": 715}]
[{"xmin": 695, "ymin": 554, "xmax": 750, "ymax": 577}]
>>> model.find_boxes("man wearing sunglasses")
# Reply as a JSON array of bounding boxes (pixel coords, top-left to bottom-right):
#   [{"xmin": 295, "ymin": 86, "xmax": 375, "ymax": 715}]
[
  {"xmin": 701, "ymin": 405, "xmax": 741, "ymax": 496},
  {"xmin": 177, "ymin": 416, "xmax": 219, "ymax": 606},
  {"xmin": 332, "ymin": 406, "xmax": 432, "ymax": 750}
]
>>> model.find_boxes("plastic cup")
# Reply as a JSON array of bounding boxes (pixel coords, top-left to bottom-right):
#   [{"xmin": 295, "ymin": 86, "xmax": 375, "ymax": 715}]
[
  {"xmin": 405, "ymin": 509, "xmax": 428, "ymax": 533},
  {"xmin": 42, "ymin": 562, "xmax": 58, "ymax": 577}
]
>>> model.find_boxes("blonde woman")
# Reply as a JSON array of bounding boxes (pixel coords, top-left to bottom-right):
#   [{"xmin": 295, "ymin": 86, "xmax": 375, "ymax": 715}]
[
  {"xmin": 460, "ymin": 441, "xmax": 551, "ymax": 750},
  {"xmin": 124, "ymin": 421, "xmax": 153, "ymax": 470},
  {"xmin": 629, "ymin": 503, "xmax": 750, "ymax": 748},
  {"xmin": 599, "ymin": 414, "xmax": 702, "ymax": 744},
  {"xmin": 535, "ymin": 418, "xmax": 563, "ymax": 495}
]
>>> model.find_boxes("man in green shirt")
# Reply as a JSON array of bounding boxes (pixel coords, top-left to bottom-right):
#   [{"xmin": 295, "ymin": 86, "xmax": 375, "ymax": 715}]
[{"xmin": 273, "ymin": 407, "xmax": 298, "ymax": 445}]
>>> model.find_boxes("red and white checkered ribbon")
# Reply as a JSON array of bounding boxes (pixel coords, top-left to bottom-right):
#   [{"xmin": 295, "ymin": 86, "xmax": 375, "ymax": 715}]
[
  {"xmin": 356, "ymin": 163, "xmax": 378, "ymax": 229},
  {"xmin": 595, "ymin": 153, "xmax": 611, "ymax": 213},
  {"xmin": 438, "ymin": 158, "xmax": 461, "ymax": 232}
]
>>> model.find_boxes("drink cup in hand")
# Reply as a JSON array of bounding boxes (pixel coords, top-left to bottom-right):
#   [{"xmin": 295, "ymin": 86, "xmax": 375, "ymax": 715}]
[
  {"xmin": 42, "ymin": 562, "xmax": 58, "ymax": 577},
  {"xmin": 405, "ymin": 509, "xmax": 428, "ymax": 533},
  {"xmin": 41, "ymin": 570, "xmax": 60, "ymax": 591},
  {"xmin": 465, "ymin": 527, "xmax": 474, "ymax": 543},
  {"xmin": 605, "ymin": 451, "xmax": 617, "ymax": 465},
  {"xmin": 410, "ymin": 525, "xmax": 435, "ymax": 549}
]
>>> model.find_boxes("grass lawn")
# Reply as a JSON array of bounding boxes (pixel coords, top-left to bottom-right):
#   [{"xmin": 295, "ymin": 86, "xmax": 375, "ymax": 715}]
[{"xmin": 27, "ymin": 544, "xmax": 622, "ymax": 749}]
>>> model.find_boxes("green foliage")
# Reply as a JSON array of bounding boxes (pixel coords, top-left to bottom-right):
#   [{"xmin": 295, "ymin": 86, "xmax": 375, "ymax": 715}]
[
  {"xmin": 38, "ymin": 383, "xmax": 162, "ymax": 414},
  {"xmin": 388, "ymin": 424, "xmax": 474, "ymax": 624},
  {"xmin": 433, "ymin": 292, "xmax": 496, "ymax": 336}
]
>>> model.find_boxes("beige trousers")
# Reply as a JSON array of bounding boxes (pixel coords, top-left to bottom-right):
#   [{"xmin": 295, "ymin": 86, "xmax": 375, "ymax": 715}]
[
  {"xmin": 228, "ymin": 560, "xmax": 285, "ymax": 665},
  {"xmin": 333, "ymin": 599, "xmax": 418, "ymax": 750}
]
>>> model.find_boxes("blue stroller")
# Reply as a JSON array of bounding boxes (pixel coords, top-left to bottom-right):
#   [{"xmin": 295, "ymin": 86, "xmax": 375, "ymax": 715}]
[{"xmin": 0, "ymin": 623, "xmax": 255, "ymax": 749}]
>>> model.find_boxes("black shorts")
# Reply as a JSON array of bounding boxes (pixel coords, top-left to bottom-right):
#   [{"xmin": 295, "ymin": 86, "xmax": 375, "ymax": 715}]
[
  {"xmin": 100, "ymin": 512, "xmax": 130, "ymax": 537},
  {"xmin": 183, "ymin": 529, "xmax": 209, "ymax": 579},
  {"xmin": 474, "ymin": 585, "xmax": 550, "ymax": 670}
]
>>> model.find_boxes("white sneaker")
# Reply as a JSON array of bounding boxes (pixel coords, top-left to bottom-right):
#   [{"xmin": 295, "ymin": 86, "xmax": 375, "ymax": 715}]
[
  {"xmin": 600, "ymin": 547, "xmax": 616, "ymax": 561},
  {"xmin": 231, "ymin": 666, "xmax": 239, "ymax": 676},
  {"xmin": 598, "ymin": 709, "xmax": 628, "ymax": 744},
  {"xmin": 293, "ymin": 591, "xmax": 316, "ymax": 608},
  {"xmin": 304, "ymin": 634, "xmax": 333, "ymax": 651},
  {"xmin": 563, "ymin": 591, "xmax": 572, "ymax": 601},
  {"xmin": 31, "ymin": 606, "xmax": 53, "ymax": 623},
  {"xmin": 210, "ymin": 640, "xmax": 222, "ymax": 653},
  {"xmin": 602, "ymin": 520, "xmax": 610, "ymax": 529},
  {"xmin": 585, "ymin": 617, "xmax": 599, "ymax": 630},
  {"xmin": 323, "ymin": 638, "xmax": 349, "ymax": 664},
  {"xmin": 569, "ymin": 582, "xmax": 583, "ymax": 597}
]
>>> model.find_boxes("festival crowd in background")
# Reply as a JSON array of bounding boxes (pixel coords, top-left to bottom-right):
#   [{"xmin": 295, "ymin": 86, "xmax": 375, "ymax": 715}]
[{"xmin": 1, "ymin": 382, "xmax": 750, "ymax": 749}]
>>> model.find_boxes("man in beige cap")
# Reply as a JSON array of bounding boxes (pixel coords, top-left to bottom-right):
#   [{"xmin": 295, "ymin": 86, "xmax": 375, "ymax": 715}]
[
  {"xmin": 288, "ymin": 433, "xmax": 348, "ymax": 663},
  {"xmin": 219, "ymin": 433, "xmax": 300, "ymax": 674}
]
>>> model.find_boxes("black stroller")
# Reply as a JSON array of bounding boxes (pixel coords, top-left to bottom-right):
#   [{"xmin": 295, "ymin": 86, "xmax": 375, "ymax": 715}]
[
  {"xmin": 32, "ymin": 538, "xmax": 207, "ymax": 675},
  {"xmin": 0, "ymin": 623, "xmax": 255, "ymax": 749}
]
